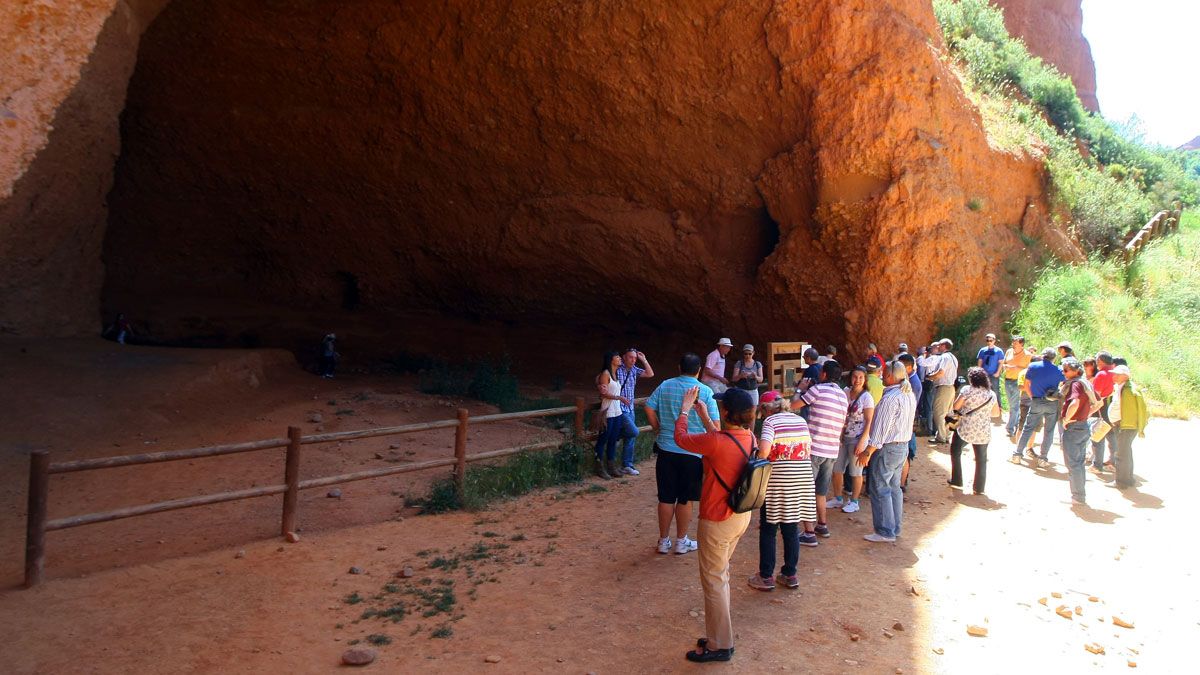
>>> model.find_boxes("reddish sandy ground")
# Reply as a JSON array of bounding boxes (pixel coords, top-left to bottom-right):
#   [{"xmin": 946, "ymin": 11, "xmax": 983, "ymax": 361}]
[{"xmin": 0, "ymin": 340, "xmax": 1195, "ymax": 673}]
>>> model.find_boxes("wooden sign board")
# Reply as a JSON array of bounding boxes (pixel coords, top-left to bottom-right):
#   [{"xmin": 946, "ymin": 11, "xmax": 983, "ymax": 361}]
[{"xmin": 766, "ymin": 341, "xmax": 811, "ymax": 397}]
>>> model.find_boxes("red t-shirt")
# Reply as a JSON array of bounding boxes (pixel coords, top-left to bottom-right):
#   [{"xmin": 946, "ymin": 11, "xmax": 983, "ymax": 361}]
[
  {"xmin": 1062, "ymin": 380, "xmax": 1091, "ymax": 423},
  {"xmin": 673, "ymin": 412, "xmax": 752, "ymax": 522},
  {"xmin": 1091, "ymin": 367, "xmax": 1115, "ymax": 399}
]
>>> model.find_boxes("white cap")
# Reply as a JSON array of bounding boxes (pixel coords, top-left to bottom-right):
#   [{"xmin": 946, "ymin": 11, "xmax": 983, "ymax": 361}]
[{"xmin": 717, "ymin": 338, "xmax": 733, "ymax": 347}]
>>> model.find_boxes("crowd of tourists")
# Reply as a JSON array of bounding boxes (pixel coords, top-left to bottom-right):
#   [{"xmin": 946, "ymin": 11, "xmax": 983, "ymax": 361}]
[{"xmin": 592, "ymin": 334, "xmax": 1151, "ymax": 664}]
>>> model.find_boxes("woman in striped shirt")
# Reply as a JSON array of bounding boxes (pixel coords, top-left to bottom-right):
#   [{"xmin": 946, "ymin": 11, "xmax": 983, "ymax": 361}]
[{"xmin": 748, "ymin": 391, "xmax": 815, "ymax": 592}]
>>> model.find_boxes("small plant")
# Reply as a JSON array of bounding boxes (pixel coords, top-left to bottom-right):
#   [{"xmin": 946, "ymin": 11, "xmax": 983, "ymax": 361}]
[
  {"xmin": 366, "ymin": 634, "xmax": 392, "ymax": 646},
  {"xmin": 343, "ymin": 592, "xmax": 363, "ymax": 605},
  {"xmin": 431, "ymin": 626, "xmax": 454, "ymax": 639},
  {"xmin": 510, "ymin": 533, "xmax": 527, "ymax": 542},
  {"xmin": 335, "ymin": 409, "xmax": 355, "ymax": 416},
  {"xmin": 481, "ymin": 531, "xmax": 500, "ymax": 538},
  {"xmin": 383, "ymin": 583, "xmax": 400, "ymax": 594},
  {"xmin": 967, "ymin": 197, "xmax": 984, "ymax": 211}
]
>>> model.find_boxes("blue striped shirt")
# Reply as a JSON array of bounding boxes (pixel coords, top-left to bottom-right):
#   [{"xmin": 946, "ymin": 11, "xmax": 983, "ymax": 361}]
[
  {"xmin": 867, "ymin": 384, "xmax": 917, "ymax": 448},
  {"xmin": 615, "ymin": 364, "xmax": 644, "ymax": 414},
  {"xmin": 645, "ymin": 376, "xmax": 719, "ymax": 456}
]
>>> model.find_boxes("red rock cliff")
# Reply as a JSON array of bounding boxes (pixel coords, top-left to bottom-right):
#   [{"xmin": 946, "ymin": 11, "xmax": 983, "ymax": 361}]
[
  {"xmin": 3, "ymin": 0, "xmax": 1061, "ymax": 359},
  {"xmin": 993, "ymin": 0, "xmax": 1099, "ymax": 111}
]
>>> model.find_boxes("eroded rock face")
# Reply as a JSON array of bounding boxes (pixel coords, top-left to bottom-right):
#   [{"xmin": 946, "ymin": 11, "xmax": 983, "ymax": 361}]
[
  {"xmin": 994, "ymin": 0, "xmax": 1099, "ymax": 111},
  {"xmin": 0, "ymin": 0, "xmax": 166, "ymax": 336},
  {"xmin": 4, "ymin": 0, "xmax": 1085, "ymax": 356}
]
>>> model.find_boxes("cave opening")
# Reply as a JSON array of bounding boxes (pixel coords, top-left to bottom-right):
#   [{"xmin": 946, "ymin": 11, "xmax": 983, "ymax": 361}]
[{"xmin": 98, "ymin": 0, "xmax": 829, "ymax": 375}]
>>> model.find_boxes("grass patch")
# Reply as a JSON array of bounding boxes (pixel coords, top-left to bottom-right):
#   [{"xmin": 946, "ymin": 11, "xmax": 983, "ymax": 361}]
[
  {"xmin": 431, "ymin": 626, "xmax": 454, "ymax": 639},
  {"xmin": 365, "ymin": 634, "xmax": 392, "ymax": 646},
  {"xmin": 343, "ymin": 592, "xmax": 363, "ymax": 605},
  {"xmin": 1011, "ymin": 211, "xmax": 1200, "ymax": 416},
  {"xmin": 417, "ymin": 355, "xmax": 563, "ymax": 413}
]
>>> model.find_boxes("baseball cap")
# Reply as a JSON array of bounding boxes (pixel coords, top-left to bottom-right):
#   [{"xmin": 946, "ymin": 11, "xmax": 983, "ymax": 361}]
[
  {"xmin": 939, "ymin": 338, "xmax": 955, "ymax": 349},
  {"xmin": 865, "ymin": 360, "xmax": 881, "ymax": 372},
  {"xmin": 742, "ymin": 344, "xmax": 755, "ymax": 353},
  {"xmin": 1111, "ymin": 365, "xmax": 1131, "ymax": 376},
  {"xmin": 760, "ymin": 390, "xmax": 781, "ymax": 404},
  {"xmin": 985, "ymin": 333, "xmax": 996, "ymax": 340},
  {"xmin": 717, "ymin": 338, "xmax": 733, "ymax": 347},
  {"xmin": 898, "ymin": 342, "xmax": 909, "ymax": 351},
  {"xmin": 1058, "ymin": 341, "xmax": 1073, "ymax": 350},
  {"xmin": 714, "ymin": 388, "xmax": 755, "ymax": 414}
]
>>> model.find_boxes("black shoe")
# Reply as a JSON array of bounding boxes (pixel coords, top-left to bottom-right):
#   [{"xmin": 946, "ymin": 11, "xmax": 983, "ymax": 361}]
[
  {"xmin": 687, "ymin": 647, "xmax": 733, "ymax": 663},
  {"xmin": 695, "ymin": 638, "xmax": 734, "ymax": 654}
]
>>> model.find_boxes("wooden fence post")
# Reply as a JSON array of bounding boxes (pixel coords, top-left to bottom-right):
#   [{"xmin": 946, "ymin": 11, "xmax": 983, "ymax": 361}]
[
  {"xmin": 454, "ymin": 408, "xmax": 469, "ymax": 502},
  {"xmin": 24, "ymin": 450, "xmax": 50, "ymax": 588},
  {"xmin": 574, "ymin": 397, "xmax": 586, "ymax": 438},
  {"xmin": 281, "ymin": 426, "xmax": 301, "ymax": 536}
]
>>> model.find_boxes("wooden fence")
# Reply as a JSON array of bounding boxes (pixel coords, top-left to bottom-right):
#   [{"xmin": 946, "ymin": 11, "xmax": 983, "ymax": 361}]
[
  {"xmin": 23, "ymin": 396, "xmax": 648, "ymax": 588},
  {"xmin": 1124, "ymin": 207, "xmax": 1182, "ymax": 262}
]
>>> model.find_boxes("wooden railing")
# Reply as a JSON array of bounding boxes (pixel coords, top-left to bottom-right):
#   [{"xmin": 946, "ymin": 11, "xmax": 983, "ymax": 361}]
[
  {"xmin": 23, "ymin": 396, "xmax": 649, "ymax": 588},
  {"xmin": 1124, "ymin": 207, "xmax": 1182, "ymax": 262}
]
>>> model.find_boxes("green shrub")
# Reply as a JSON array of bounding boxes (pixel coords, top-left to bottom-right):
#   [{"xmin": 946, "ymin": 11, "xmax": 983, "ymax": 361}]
[
  {"xmin": 934, "ymin": 303, "xmax": 990, "ymax": 366},
  {"xmin": 418, "ymin": 355, "xmax": 562, "ymax": 413}
]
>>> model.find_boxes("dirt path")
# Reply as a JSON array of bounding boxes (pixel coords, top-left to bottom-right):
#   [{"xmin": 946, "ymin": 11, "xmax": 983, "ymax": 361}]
[{"xmin": 1, "ymin": 341, "xmax": 1195, "ymax": 672}]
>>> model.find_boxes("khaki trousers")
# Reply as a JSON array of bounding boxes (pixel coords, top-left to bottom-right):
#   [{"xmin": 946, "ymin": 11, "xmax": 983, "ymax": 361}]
[
  {"xmin": 697, "ymin": 511, "xmax": 751, "ymax": 650},
  {"xmin": 933, "ymin": 384, "xmax": 956, "ymax": 442}
]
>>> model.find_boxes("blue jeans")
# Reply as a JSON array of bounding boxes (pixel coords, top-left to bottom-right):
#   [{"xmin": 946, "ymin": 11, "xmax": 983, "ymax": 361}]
[
  {"xmin": 1016, "ymin": 398, "xmax": 1060, "ymax": 460},
  {"xmin": 990, "ymin": 374, "xmax": 1002, "ymax": 408},
  {"xmin": 758, "ymin": 506, "xmax": 800, "ymax": 578},
  {"xmin": 869, "ymin": 442, "xmax": 907, "ymax": 539},
  {"xmin": 1062, "ymin": 420, "xmax": 1090, "ymax": 502},
  {"xmin": 920, "ymin": 380, "xmax": 936, "ymax": 432},
  {"xmin": 1003, "ymin": 379, "xmax": 1022, "ymax": 436},
  {"xmin": 618, "ymin": 410, "xmax": 640, "ymax": 467},
  {"xmin": 596, "ymin": 413, "xmax": 639, "ymax": 462}
]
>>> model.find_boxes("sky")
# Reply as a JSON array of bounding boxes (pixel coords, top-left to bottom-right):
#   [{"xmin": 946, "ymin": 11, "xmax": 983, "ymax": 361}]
[{"xmin": 1082, "ymin": 0, "xmax": 1200, "ymax": 148}]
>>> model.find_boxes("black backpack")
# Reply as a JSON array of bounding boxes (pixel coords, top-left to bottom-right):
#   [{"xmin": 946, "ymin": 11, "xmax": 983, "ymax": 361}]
[{"xmin": 712, "ymin": 432, "xmax": 773, "ymax": 513}]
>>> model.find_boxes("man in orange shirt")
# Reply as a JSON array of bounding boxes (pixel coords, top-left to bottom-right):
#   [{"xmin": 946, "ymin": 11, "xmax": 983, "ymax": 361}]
[
  {"xmin": 1000, "ymin": 335, "xmax": 1033, "ymax": 440},
  {"xmin": 674, "ymin": 386, "xmax": 756, "ymax": 663}
]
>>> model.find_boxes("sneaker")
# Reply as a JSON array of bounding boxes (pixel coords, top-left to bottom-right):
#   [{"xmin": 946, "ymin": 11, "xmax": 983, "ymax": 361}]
[
  {"xmin": 814, "ymin": 523, "xmax": 831, "ymax": 538},
  {"xmin": 826, "ymin": 497, "xmax": 845, "ymax": 509},
  {"xmin": 1103, "ymin": 461, "xmax": 1116, "ymax": 472},
  {"xmin": 863, "ymin": 533, "xmax": 896, "ymax": 543},
  {"xmin": 657, "ymin": 537, "xmax": 672, "ymax": 554},
  {"xmin": 842, "ymin": 500, "xmax": 861, "ymax": 514},
  {"xmin": 928, "ymin": 438, "xmax": 944, "ymax": 445},
  {"xmin": 798, "ymin": 532, "xmax": 819, "ymax": 547},
  {"xmin": 1071, "ymin": 497, "xmax": 1087, "ymax": 506},
  {"xmin": 622, "ymin": 465, "xmax": 640, "ymax": 476},
  {"xmin": 674, "ymin": 536, "xmax": 698, "ymax": 555},
  {"xmin": 776, "ymin": 574, "xmax": 800, "ymax": 589},
  {"xmin": 1010, "ymin": 454, "xmax": 1022, "ymax": 464},
  {"xmin": 1037, "ymin": 459, "xmax": 1051, "ymax": 469},
  {"xmin": 747, "ymin": 574, "xmax": 775, "ymax": 591}
]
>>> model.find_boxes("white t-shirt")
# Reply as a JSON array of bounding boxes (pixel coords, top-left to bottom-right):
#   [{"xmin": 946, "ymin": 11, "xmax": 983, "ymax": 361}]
[{"xmin": 703, "ymin": 349, "xmax": 726, "ymax": 384}]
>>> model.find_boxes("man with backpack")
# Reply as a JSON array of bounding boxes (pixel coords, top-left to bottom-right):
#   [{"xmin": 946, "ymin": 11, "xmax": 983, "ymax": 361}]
[
  {"xmin": 1108, "ymin": 365, "xmax": 1149, "ymax": 489},
  {"xmin": 1060, "ymin": 358, "xmax": 1095, "ymax": 505},
  {"xmin": 673, "ymin": 386, "xmax": 760, "ymax": 663}
]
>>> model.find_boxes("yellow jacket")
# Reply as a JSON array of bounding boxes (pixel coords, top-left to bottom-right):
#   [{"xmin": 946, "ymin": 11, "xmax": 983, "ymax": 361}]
[{"xmin": 1116, "ymin": 382, "xmax": 1149, "ymax": 436}]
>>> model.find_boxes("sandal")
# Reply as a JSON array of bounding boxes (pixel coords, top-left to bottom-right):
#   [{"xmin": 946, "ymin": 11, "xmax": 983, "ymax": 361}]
[
  {"xmin": 695, "ymin": 638, "xmax": 734, "ymax": 655},
  {"xmin": 686, "ymin": 647, "xmax": 733, "ymax": 663}
]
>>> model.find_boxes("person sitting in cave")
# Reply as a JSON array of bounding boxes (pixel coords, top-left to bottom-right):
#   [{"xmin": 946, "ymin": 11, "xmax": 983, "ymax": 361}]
[
  {"xmin": 319, "ymin": 333, "xmax": 339, "ymax": 379},
  {"xmin": 104, "ymin": 312, "xmax": 134, "ymax": 345}
]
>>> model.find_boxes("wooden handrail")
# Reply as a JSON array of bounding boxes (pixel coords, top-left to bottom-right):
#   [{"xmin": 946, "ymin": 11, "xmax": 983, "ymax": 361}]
[
  {"xmin": 48, "ymin": 437, "xmax": 290, "ymax": 474},
  {"xmin": 24, "ymin": 391, "xmax": 654, "ymax": 586},
  {"xmin": 1124, "ymin": 208, "xmax": 1184, "ymax": 263}
]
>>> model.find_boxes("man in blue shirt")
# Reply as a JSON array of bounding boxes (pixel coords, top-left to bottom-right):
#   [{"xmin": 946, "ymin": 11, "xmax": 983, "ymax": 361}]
[
  {"xmin": 645, "ymin": 353, "xmax": 720, "ymax": 555},
  {"xmin": 977, "ymin": 333, "xmax": 1004, "ymax": 403},
  {"xmin": 1013, "ymin": 348, "xmax": 1066, "ymax": 467},
  {"xmin": 614, "ymin": 348, "xmax": 655, "ymax": 476}
]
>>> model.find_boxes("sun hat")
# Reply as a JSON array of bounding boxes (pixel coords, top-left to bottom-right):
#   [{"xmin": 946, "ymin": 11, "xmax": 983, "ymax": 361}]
[
  {"xmin": 717, "ymin": 338, "xmax": 733, "ymax": 347},
  {"xmin": 1111, "ymin": 365, "xmax": 1131, "ymax": 376}
]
